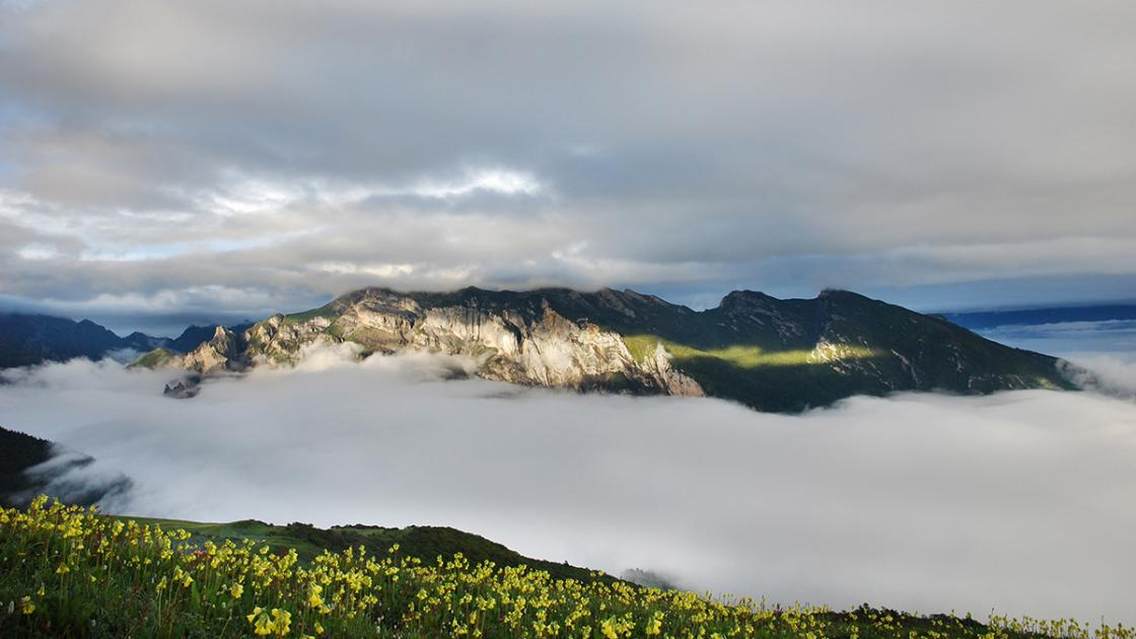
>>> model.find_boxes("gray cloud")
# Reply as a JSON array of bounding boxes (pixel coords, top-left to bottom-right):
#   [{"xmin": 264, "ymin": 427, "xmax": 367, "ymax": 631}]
[
  {"xmin": 2, "ymin": 0, "xmax": 1136, "ymax": 321},
  {"xmin": 2, "ymin": 350, "xmax": 1135, "ymax": 624}
]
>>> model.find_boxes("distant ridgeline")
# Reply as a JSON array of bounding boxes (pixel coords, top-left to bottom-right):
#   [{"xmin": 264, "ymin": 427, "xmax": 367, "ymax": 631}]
[
  {"xmin": 0, "ymin": 313, "xmax": 251, "ymax": 369},
  {"xmin": 124, "ymin": 286, "xmax": 1078, "ymax": 412},
  {"xmin": 944, "ymin": 303, "xmax": 1136, "ymax": 330}
]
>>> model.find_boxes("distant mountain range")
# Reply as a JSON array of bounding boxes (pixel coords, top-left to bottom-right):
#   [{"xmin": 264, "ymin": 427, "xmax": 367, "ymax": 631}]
[
  {"xmin": 0, "ymin": 313, "xmax": 251, "ymax": 370},
  {"xmin": 944, "ymin": 303, "xmax": 1136, "ymax": 330},
  {"xmin": 124, "ymin": 286, "xmax": 1077, "ymax": 412},
  {"xmin": 1, "ymin": 290, "xmax": 1089, "ymax": 411}
]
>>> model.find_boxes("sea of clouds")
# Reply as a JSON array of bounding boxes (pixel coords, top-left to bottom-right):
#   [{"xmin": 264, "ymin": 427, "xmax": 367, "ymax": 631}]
[{"xmin": 1, "ymin": 343, "xmax": 1135, "ymax": 624}]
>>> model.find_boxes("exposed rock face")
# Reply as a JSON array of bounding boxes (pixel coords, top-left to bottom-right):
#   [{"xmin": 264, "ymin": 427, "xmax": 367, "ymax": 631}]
[
  {"xmin": 138, "ymin": 326, "xmax": 247, "ymax": 376},
  {"xmin": 134, "ymin": 286, "xmax": 1076, "ymax": 412},
  {"xmin": 181, "ymin": 326, "xmax": 246, "ymax": 374},
  {"xmin": 242, "ymin": 289, "xmax": 704, "ymax": 395},
  {"xmin": 163, "ymin": 377, "xmax": 201, "ymax": 399}
]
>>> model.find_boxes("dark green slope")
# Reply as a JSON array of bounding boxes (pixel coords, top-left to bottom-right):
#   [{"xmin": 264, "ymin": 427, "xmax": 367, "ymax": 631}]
[
  {"xmin": 0, "ymin": 314, "xmax": 126, "ymax": 369},
  {"xmin": 0, "ymin": 427, "xmax": 54, "ymax": 506},
  {"xmin": 119, "ymin": 515, "xmax": 613, "ymax": 584}
]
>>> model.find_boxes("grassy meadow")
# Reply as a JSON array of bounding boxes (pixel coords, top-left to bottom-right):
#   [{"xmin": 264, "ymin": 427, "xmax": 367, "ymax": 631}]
[{"xmin": 1, "ymin": 497, "xmax": 1131, "ymax": 638}]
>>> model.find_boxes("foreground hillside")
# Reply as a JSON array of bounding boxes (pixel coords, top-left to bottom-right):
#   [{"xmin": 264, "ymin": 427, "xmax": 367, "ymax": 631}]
[
  {"xmin": 138, "ymin": 286, "xmax": 1075, "ymax": 412},
  {"xmin": 1, "ymin": 498, "xmax": 1128, "ymax": 639}
]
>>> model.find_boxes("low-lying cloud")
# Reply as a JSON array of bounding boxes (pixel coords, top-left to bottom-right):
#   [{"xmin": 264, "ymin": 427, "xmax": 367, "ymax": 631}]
[{"xmin": 1, "ymin": 352, "xmax": 1135, "ymax": 624}]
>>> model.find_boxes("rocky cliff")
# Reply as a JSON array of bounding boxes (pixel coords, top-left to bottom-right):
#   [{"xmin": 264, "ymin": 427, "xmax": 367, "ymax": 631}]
[{"xmin": 136, "ymin": 286, "xmax": 1077, "ymax": 412}]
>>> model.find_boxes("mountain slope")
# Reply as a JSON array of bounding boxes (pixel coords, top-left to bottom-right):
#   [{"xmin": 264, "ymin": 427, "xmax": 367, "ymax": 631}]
[
  {"xmin": 0, "ymin": 314, "xmax": 128, "ymax": 368},
  {"xmin": 0, "ymin": 426, "xmax": 131, "ymax": 507},
  {"xmin": 117, "ymin": 515, "xmax": 616, "ymax": 585},
  {"xmin": 0, "ymin": 427, "xmax": 54, "ymax": 506},
  {"xmin": 0, "ymin": 313, "xmax": 254, "ymax": 369},
  {"xmin": 138, "ymin": 286, "xmax": 1076, "ymax": 411}
]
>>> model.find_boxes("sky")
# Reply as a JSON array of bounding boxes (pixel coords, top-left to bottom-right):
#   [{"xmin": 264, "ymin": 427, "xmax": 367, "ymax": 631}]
[
  {"xmin": 2, "ymin": 1, "xmax": 1135, "ymax": 335},
  {"xmin": 3, "ymin": 345, "xmax": 1135, "ymax": 623}
]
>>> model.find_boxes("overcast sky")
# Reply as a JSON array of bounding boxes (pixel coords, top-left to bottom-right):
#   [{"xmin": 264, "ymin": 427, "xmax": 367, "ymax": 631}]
[{"xmin": 2, "ymin": 1, "xmax": 1135, "ymax": 334}]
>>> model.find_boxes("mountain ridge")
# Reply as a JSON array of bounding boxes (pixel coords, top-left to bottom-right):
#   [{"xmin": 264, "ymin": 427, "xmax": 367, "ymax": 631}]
[
  {"xmin": 0, "ymin": 313, "xmax": 253, "ymax": 370},
  {"xmin": 138, "ymin": 285, "xmax": 1077, "ymax": 412}
]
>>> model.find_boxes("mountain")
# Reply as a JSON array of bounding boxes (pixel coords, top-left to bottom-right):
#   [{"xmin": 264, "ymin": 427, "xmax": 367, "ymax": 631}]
[
  {"xmin": 167, "ymin": 322, "xmax": 254, "ymax": 353},
  {"xmin": 0, "ymin": 313, "xmax": 253, "ymax": 369},
  {"xmin": 0, "ymin": 313, "xmax": 128, "ymax": 368},
  {"xmin": 138, "ymin": 286, "xmax": 1076, "ymax": 412}
]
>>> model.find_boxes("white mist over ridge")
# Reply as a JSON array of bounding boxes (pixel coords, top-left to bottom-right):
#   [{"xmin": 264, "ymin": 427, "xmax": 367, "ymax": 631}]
[{"xmin": 1, "ymin": 351, "xmax": 1135, "ymax": 624}]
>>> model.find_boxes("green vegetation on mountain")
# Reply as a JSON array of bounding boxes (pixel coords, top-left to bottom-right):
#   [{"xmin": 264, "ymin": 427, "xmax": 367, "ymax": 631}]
[
  {"xmin": 129, "ymin": 347, "xmax": 178, "ymax": 369},
  {"xmin": 0, "ymin": 428, "xmax": 53, "ymax": 507},
  {"xmin": 3, "ymin": 498, "xmax": 1128, "ymax": 639}
]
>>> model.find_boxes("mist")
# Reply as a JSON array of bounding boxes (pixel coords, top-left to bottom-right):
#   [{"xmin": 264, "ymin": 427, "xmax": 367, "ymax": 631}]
[{"xmin": 1, "ymin": 350, "xmax": 1135, "ymax": 624}]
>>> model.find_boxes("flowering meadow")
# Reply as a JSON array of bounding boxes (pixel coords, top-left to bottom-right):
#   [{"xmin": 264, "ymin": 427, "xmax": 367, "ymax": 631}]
[{"xmin": 0, "ymin": 497, "xmax": 1130, "ymax": 639}]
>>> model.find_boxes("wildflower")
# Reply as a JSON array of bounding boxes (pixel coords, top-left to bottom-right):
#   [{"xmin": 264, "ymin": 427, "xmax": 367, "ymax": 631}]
[
  {"xmin": 55, "ymin": 562, "xmax": 70, "ymax": 575},
  {"xmin": 307, "ymin": 583, "xmax": 324, "ymax": 608},
  {"xmin": 270, "ymin": 608, "xmax": 292, "ymax": 636},
  {"xmin": 645, "ymin": 611, "xmax": 664, "ymax": 635},
  {"xmin": 230, "ymin": 582, "xmax": 244, "ymax": 599},
  {"xmin": 19, "ymin": 596, "xmax": 35, "ymax": 615}
]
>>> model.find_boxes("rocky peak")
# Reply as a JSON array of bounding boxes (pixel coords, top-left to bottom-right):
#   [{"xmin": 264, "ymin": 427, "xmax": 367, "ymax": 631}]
[
  {"xmin": 719, "ymin": 290, "xmax": 779, "ymax": 312},
  {"xmin": 180, "ymin": 326, "xmax": 245, "ymax": 374}
]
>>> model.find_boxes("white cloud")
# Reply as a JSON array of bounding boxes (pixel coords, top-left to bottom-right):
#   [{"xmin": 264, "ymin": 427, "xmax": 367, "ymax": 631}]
[
  {"xmin": 1, "ymin": 353, "xmax": 1135, "ymax": 624},
  {"xmin": 16, "ymin": 242, "xmax": 58, "ymax": 260},
  {"xmin": 409, "ymin": 169, "xmax": 543, "ymax": 199}
]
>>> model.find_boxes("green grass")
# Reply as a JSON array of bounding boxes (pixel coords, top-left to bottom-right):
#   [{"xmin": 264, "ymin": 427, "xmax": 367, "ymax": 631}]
[
  {"xmin": 622, "ymin": 334, "xmax": 893, "ymax": 412},
  {"xmin": 129, "ymin": 347, "xmax": 177, "ymax": 369},
  {"xmin": 114, "ymin": 516, "xmax": 610, "ymax": 584},
  {"xmin": 623, "ymin": 335, "xmax": 880, "ymax": 369},
  {"xmin": 282, "ymin": 304, "xmax": 338, "ymax": 324}
]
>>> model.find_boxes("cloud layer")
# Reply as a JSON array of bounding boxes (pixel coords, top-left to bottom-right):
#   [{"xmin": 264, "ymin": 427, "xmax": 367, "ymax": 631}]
[
  {"xmin": 2, "ymin": 352, "xmax": 1135, "ymax": 623},
  {"xmin": 2, "ymin": 1, "xmax": 1136, "ymax": 329}
]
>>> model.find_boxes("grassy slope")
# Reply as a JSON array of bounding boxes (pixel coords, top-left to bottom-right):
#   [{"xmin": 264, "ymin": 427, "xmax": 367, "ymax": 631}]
[
  {"xmin": 2, "ymin": 503, "xmax": 1119, "ymax": 639},
  {"xmin": 129, "ymin": 347, "xmax": 177, "ymax": 369},
  {"xmin": 120, "ymin": 515, "xmax": 613, "ymax": 585}
]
